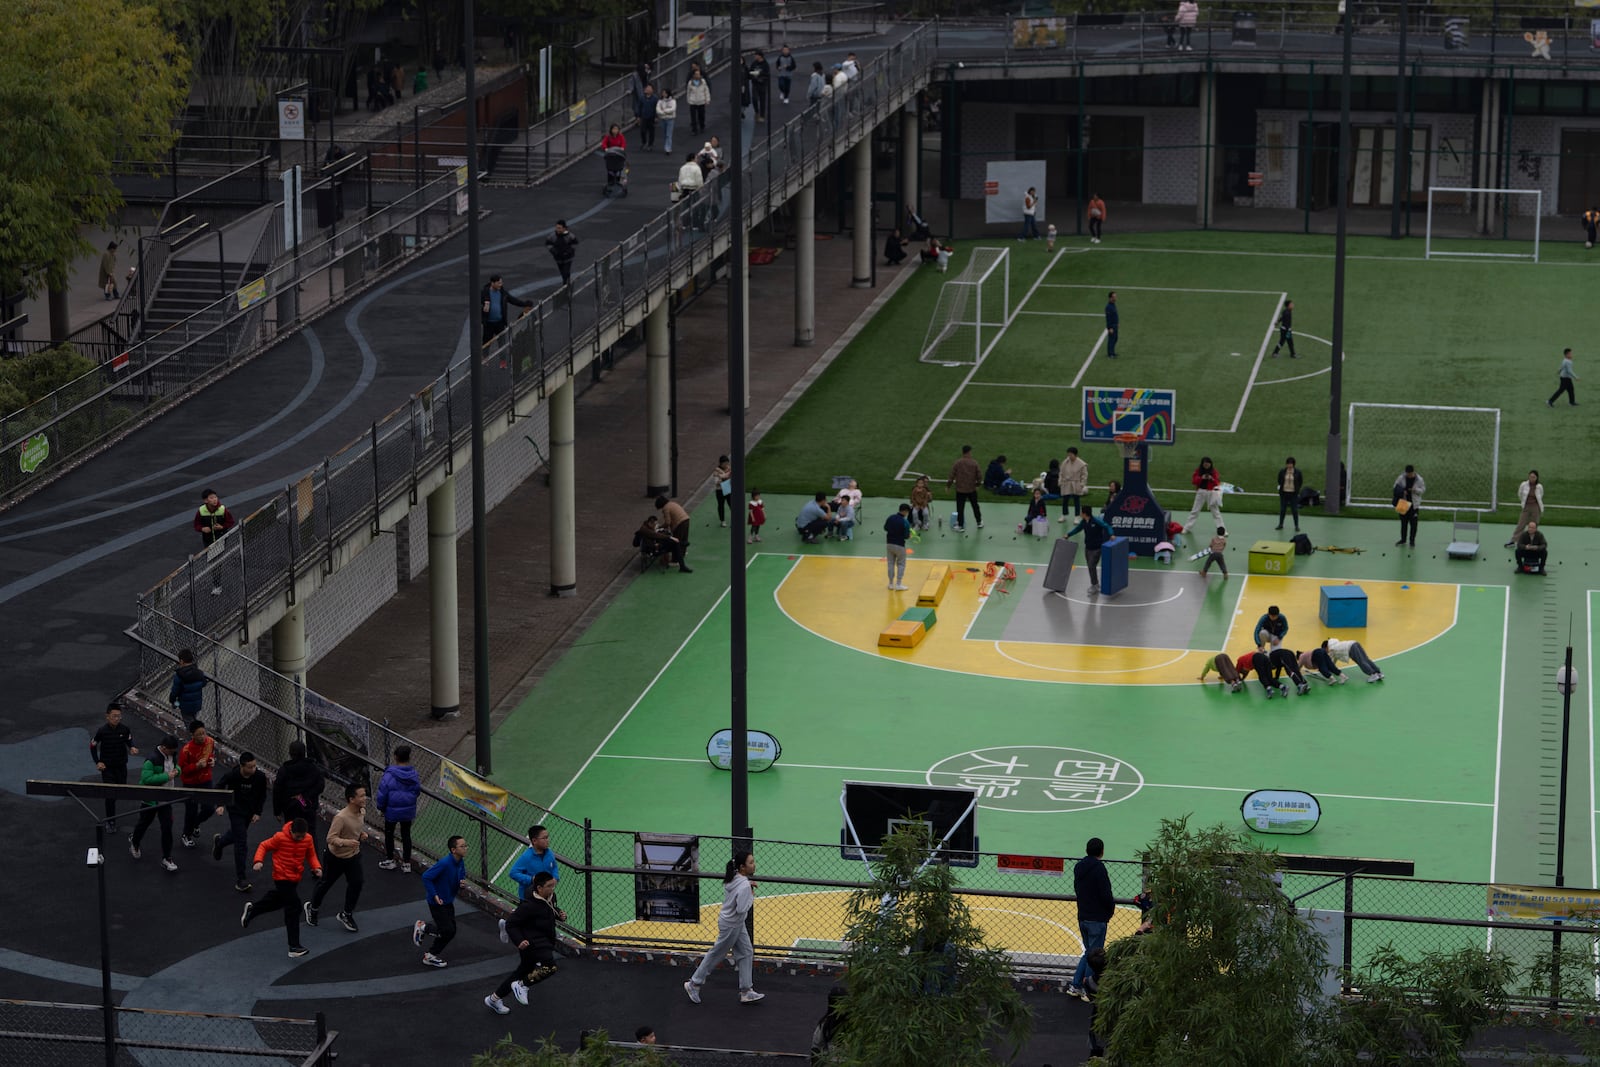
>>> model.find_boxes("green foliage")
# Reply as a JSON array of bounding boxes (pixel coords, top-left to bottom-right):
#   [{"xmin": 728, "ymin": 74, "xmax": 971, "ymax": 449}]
[
  {"xmin": 827, "ymin": 821, "xmax": 1032, "ymax": 1066},
  {"xmin": 0, "ymin": 0, "xmax": 189, "ymax": 295},
  {"xmin": 473, "ymin": 1031, "xmax": 666, "ymax": 1066},
  {"xmin": 1309, "ymin": 944, "xmax": 1516, "ymax": 1066},
  {"xmin": 1093, "ymin": 817, "xmax": 1325, "ymax": 1067},
  {"xmin": 0, "ymin": 346, "xmax": 100, "ymax": 420}
]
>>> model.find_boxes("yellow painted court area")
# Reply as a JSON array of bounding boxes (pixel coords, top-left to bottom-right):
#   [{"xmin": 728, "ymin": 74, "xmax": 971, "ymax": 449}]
[
  {"xmin": 597, "ymin": 889, "xmax": 1148, "ymax": 958},
  {"xmin": 775, "ymin": 556, "xmax": 1457, "ymax": 685}
]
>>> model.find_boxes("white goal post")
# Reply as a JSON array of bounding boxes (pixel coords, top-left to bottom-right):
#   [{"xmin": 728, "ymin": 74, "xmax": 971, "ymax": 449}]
[
  {"xmin": 1425, "ymin": 187, "xmax": 1541, "ymax": 263},
  {"xmin": 1346, "ymin": 403, "xmax": 1501, "ymax": 512},
  {"xmin": 919, "ymin": 247, "xmax": 1011, "ymax": 366}
]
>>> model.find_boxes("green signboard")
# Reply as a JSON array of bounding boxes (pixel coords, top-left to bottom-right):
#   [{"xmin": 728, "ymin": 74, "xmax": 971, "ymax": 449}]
[{"xmin": 18, "ymin": 433, "xmax": 48, "ymax": 474}]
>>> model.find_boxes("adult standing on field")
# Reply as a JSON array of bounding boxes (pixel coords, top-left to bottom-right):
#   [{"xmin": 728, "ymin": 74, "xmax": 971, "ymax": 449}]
[
  {"xmin": 1087, "ymin": 194, "xmax": 1107, "ymax": 243},
  {"xmin": 1394, "ymin": 464, "xmax": 1424, "ymax": 548},
  {"xmin": 884, "ymin": 504, "xmax": 913, "ymax": 591},
  {"xmin": 1058, "ymin": 446, "xmax": 1088, "ymax": 522},
  {"xmin": 1183, "ymin": 456, "xmax": 1224, "ymax": 534},
  {"xmin": 1103, "ymin": 291, "xmax": 1119, "ymax": 358},
  {"xmin": 1507, "ymin": 470, "xmax": 1544, "ymax": 548},
  {"xmin": 1548, "ymin": 348, "xmax": 1578, "ymax": 407},
  {"xmin": 1067, "ymin": 837, "xmax": 1114, "ymax": 999},
  {"xmin": 1275, "ymin": 457, "xmax": 1303, "ymax": 532},
  {"xmin": 947, "ymin": 445, "xmax": 983, "ymax": 532}
]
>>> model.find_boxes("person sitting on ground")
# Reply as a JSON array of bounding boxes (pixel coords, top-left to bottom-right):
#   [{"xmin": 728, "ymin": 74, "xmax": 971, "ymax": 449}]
[
  {"xmin": 984, "ymin": 455, "xmax": 1027, "ymax": 495},
  {"xmin": 909, "ymin": 475, "xmax": 934, "ymax": 531},
  {"xmin": 795, "ymin": 492, "xmax": 833, "ymax": 544},
  {"xmin": 1515, "ymin": 521, "xmax": 1548, "ymax": 574},
  {"xmin": 633, "ymin": 516, "xmax": 678, "ymax": 569},
  {"xmin": 883, "ymin": 228, "xmax": 909, "ymax": 265}
]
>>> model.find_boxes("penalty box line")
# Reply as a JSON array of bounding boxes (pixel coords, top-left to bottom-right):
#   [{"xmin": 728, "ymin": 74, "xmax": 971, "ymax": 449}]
[{"xmin": 896, "ymin": 247, "xmax": 1068, "ymax": 481}]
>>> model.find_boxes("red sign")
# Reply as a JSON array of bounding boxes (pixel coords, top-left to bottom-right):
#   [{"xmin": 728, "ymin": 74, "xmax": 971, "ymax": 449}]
[
  {"xmin": 984, "ymin": 180, "xmax": 1000, "ymax": 196},
  {"xmin": 1247, "ymin": 171, "xmax": 1265, "ymax": 187},
  {"xmin": 111, "ymin": 352, "xmax": 130, "ymax": 372},
  {"xmin": 997, "ymin": 853, "xmax": 1065, "ymax": 876}
]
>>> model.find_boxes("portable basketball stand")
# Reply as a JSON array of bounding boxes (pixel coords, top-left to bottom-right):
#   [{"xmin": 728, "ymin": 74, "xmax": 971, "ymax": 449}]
[{"xmin": 1446, "ymin": 510, "xmax": 1481, "ymax": 560}]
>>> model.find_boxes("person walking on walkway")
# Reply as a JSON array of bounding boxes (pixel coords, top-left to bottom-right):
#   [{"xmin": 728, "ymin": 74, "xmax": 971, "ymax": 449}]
[
  {"xmin": 242, "ymin": 817, "xmax": 322, "ymax": 958},
  {"xmin": 306, "ymin": 783, "xmax": 368, "ymax": 933},
  {"xmin": 775, "ymin": 45, "xmax": 797, "ymax": 104},
  {"xmin": 168, "ymin": 648, "xmax": 208, "ymax": 724},
  {"xmin": 1548, "ymin": 348, "xmax": 1578, "ymax": 407},
  {"xmin": 485, "ymin": 871, "xmax": 562, "ymax": 1014},
  {"xmin": 414, "ymin": 835, "xmax": 469, "ymax": 968},
  {"xmin": 1067, "ymin": 838, "xmax": 1114, "ymax": 999},
  {"xmin": 98, "ymin": 242, "xmax": 121, "ymax": 300},
  {"xmin": 684, "ymin": 851, "xmax": 765, "ymax": 1004},
  {"xmin": 194, "ymin": 489, "xmax": 235, "ymax": 594},
  {"xmin": 884, "ymin": 503, "xmax": 913, "ymax": 591},
  {"xmin": 376, "ymin": 746, "xmax": 421, "ymax": 871},
  {"xmin": 212, "ymin": 751, "xmax": 267, "ymax": 892},
  {"xmin": 546, "ymin": 221, "xmax": 578, "ymax": 289},
  {"xmin": 638, "ymin": 83, "xmax": 658, "ymax": 149},
  {"xmin": 480, "ymin": 275, "xmax": 532, "ymax": 345},
  {"xmin": 947, "ymin": 445, "xmax": 983, "ymax": 532},
  {"xmin": 129, "ymin": 734, "xmax": 181, "ymax": 871},
  {"xmin": 686, "ymin": 66, "xmax": 711, "ymax": 135},
  {"xmin": 746, "ymin": 50, "xmax": 771, "ymax": 121},
  {"xmin": 91, "ymin": 700, "xmax": 138, "ymax": 833},
  {"xmin": 177, "ymin": 719, "xmax": 216, "ymax": 848}
]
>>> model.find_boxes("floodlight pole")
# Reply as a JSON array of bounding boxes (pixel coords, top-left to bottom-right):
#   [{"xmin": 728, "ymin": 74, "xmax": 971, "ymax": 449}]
[
  {"xmin": 1324, "ymin": 0, "xmax": 1353, "ymax": 517},
  {"xmin": 465, "ymin": 0, "xmax": 493, "ymax": 774},
  {"xmin": 728, "ymin": 0, "xmax": 750, "ymax": 846},
  {"xmin": 95, "ymin": 820, "xmax": 114, "ymax": 1067}
]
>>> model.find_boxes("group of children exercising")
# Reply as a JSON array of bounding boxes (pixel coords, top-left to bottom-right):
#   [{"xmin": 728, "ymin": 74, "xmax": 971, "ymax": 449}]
[{"xmin": 1198, "ymin": 605, "xmax": 1386, "ymax": 699}]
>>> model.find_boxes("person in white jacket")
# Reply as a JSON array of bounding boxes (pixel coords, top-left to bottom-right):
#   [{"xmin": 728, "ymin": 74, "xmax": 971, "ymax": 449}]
[
  {"xmin": 684, "ymin": 67, "xmax": 711, "ymax": 135},
  {"xmin": 655, "ymin": 88, "xmax": 677, "ymax": 154},
  {"xmin": 683, "ymin": 852, "xmax": 765, "ymax": 1004},
  {"xmin": 1507, "ymin": 470, "xmax": 1543, "ymax": 547}
]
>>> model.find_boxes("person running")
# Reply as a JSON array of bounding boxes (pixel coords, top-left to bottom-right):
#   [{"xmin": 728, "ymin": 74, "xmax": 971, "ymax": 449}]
[
  {"xmin": 509, "ymin": 825, "xmax": 562, "ymax": 904},
  {"xmin": 177, "ymin": 719, "xmax": 216, "ymax": 848},
  {"xmin": 272, "ymin": 740, "xmax": 325, "ymax": 833},
  {"xmin": 1548, "ymin": 348, "xmax": 1578, "ymax": 408},
  {"xmin": 545, "ymin": 221, "xmax": 579, "ymax": 289},
  {"xmin": 485, "ymin": 871, "xmax": 562, "ymax": 1015},
  {"xmin": 129, "ymin": 734, "xmax": 182, "ymax": 871},
  {"xmin": 242, "ymin": 817, "xmax": 323, "ymax": 958},
  {"xmin": 1322, "ymin": 637, "xmax": 1384, "ymax": 682},
  {"xmin": 306, "ymin": 783, "xmax": 369, "ymax": 933},
  {"xmin": 1066, "ymin": 506, "xmax": 1116, "ymax": 595},
  {"xmin": 1270, "ymin": 298, "xmax": 1297, "ymax": 358},
  {"xmin": 414, "ymin": 835, "xmax": 469, "ymax": 968},
  {"xmin": 168, "ymin": 648, "xmax": 208, "ymax": 723},
  {"xmin": 884, "ymin": 504, "xmax": 913, "ymax": 591},
  {"xmin": 376, "ymin": 745, "xmax": 421, "ymax": 872},
  {"xmin": 212, "ymin": 751, "xmax": 268, "ymax": 892},
  {"xmin": 1087, "ymin": 194, "xmax": 1107, "ymax": 243},
  {"xmin": 91, "ymin": 700, "xmax": 139, "ymax": 834},
  {"xmin": 684, "ymin": 851, "xmax": 764, "ymax": 1004}
]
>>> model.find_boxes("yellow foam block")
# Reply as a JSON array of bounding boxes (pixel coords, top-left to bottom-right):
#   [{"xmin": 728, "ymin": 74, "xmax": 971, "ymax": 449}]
[
  {"xmin": 877, "ymin": 620, "xmax": 927, "ymax": 648},
  {"xmin": 918, "ymin": 564, "xmax": 952, "ymax": 606}
]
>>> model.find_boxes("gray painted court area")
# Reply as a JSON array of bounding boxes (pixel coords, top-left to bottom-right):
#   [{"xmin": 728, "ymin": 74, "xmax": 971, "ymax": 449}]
[{"xmin": 1001, "ymin": 569, "xmax": 1206, "ymax": 650}]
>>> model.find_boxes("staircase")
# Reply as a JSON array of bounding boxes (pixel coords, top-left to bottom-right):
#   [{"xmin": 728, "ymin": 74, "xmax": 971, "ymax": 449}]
[{"xmin": 131, "ymin": 257, "xmax": 254, "ymax": 397}]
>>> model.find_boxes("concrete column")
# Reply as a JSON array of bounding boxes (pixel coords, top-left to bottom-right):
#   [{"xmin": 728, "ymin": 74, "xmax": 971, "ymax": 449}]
[
  {"xmin": 270, "ymin": 603, "xmax": 306, "ymax": 746},
  {"xmin": 794, "ymin": 183, "xmax": 815, "ymax": 346},
  {"xmin": 741, "ymin": 231, "xmax": 752, "ymax": 409},
  {"xmin": 1195, "ymin": 71, "xmax": 1215, "ymax": 227},
  {"xmin": 427, "ymin": 476, "xmax": 460, "ymax": 718},
  {"xmin": 549, "ymin": 380, "xmax": 577, "ymax": 597},
  {"xmin": 900, "ymin": 110, "xmax": 919, "ymax": 218},
  {"xmin": 852, "ymin": 137, "xmax": 873, "ymax": 288},
  {"xmin": 645, "ymin": 302, "xmax": 671, "ymax": 495}
]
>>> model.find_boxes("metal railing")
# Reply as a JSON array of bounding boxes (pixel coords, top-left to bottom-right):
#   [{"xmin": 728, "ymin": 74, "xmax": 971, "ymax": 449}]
[
  {"xmin": 0, "ymin": 166, "xmax": 467, "ymax": 507},
  {"xmin": 0, "ymin": 1000, "xmax": 336, "ymax": 1067}
]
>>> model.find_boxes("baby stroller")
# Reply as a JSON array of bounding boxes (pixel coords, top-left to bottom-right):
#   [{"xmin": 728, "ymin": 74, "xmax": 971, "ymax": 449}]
[{"xmin": 602, "ymin": 146, "xmax": 629, "ymax": 198}]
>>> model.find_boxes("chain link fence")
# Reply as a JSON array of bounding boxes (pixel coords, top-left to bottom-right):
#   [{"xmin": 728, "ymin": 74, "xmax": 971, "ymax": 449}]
[{"xmin": 0, "ymin": 1000, "xmax": 335, "ymax": 1067}]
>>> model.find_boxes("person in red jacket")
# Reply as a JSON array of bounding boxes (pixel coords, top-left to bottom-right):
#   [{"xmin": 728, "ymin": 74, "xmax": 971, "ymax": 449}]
[
  {"xmin": 243, "ymin": 818, "xmax": 323, "ymax": 958},
  {"xmin": 1182, "ymin": 457, "xmax": 1223, "ymax": 535},
  {"xmin": 1234, "ymin": 648, "xmax": 1286, "ymax": 698},
  {"xmin": 177, "ymin": 719, "xmax": 216, "ymax": 849}
]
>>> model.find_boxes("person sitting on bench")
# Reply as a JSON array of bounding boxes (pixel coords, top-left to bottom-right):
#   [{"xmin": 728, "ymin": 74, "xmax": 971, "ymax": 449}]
[
  {"xmin": 1516, "ymin": 522, "xmax": 1548, "ymax": 574},
  {"xmin": 795, "ymin": 492, "xmax": 834, "ymax": 544},
  {"xmin": 634, "ymin": 516, "xmax": 679, "ymax": 569}
]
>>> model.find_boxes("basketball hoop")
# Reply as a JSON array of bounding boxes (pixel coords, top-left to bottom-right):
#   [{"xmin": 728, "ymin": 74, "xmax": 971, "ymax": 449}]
[{"xmin": 1114, "ymin": 433, "xmax": 1143, "ymax": 460}]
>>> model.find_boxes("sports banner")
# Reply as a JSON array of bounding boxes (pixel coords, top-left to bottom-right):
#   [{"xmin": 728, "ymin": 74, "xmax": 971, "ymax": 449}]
[
  {"xmin": 1487, "ymin": 884, "xmax": 1600, "ymax": 922},
  {"xmin": 439, "ymin": 763, "xmax": 509, "ymax": 819}
]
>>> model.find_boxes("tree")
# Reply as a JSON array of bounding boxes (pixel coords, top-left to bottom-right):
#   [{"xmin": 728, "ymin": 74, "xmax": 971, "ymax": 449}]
[
  {"xmin": 825, "ymin": 821, "xmax": 1032, "ymax": 1066},
  {"xmin": 1093, "ymin": 817, "xmax": 1327, "ymax": 1067},
  {"xmin": 0, "ymin": 0, "xmax": 188, "ymax": 335}
]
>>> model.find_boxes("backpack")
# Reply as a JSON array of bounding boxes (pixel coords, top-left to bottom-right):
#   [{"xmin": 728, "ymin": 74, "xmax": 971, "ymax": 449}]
[{"xmin": 1292, "ymin": 533, "xmax": 1314, "ymax": 555}]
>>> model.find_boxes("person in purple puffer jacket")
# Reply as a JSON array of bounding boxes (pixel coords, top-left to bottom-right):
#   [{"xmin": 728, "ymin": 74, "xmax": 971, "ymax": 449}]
[{"xmin": 376, "ymin": 745, "xmax": 422, "ymax": 873}]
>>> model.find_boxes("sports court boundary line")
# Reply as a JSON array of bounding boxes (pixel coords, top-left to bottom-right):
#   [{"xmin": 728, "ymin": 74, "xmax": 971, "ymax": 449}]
[
  {"xmin": 1229, "ymin": 292, "xmax": 1287, "ymax": 433},
  {"xmin": 896, "ymin": 247, "xmax": 1068, "ymax": 480},
  {"xmin": 1040, "ymin": 283, "xmax": 1285, "ymax": 296},
  {"xmin": 1067, "ymin": 327, "xmax": 1108, "ymax": 390},
  {"xmin": 1488, "ymin": 582, "xmax": 1511, "ymax": 893}
]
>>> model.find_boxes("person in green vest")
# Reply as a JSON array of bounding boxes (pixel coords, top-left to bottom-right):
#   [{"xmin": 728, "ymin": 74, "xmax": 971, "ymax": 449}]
[{"xmin": 194, "ymin": 488, "xmax": 236, "ymax": 595}]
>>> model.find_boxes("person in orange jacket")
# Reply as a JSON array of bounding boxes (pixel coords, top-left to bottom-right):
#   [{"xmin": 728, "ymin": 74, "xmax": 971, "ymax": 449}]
[
  {"xmin": 1087, "ymin": 194, "xmax": 1107, "ymax": 244},
  {"xmin": 242, "ymin": 818, "xmax": 322, "ymax": 958}
]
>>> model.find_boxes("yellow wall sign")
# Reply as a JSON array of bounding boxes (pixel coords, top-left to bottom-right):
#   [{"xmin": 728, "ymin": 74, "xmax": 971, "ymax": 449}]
[
  {"xmin": 439, "ymin": 763, "xmax": 509, "ymax": 819},
  {"xmin": 1487, "ymin": 884, "xmax": 1600, "ymax": 922},
  {"xmin": 568, "ymin": 98, "xmax": 588, "ymax": 122},
  {"xmin": 236, "ymin": 276, "xmax": 268, "ymax": 310}
]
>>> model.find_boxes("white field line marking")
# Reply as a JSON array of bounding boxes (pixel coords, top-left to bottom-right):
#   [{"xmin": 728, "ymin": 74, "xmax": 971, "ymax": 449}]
[
  {"xmin": 1018, "ymin": 310, "xmax": 1105, "ymax": 317},
  {"xmin": 1227, "ymin": 292, "xmax": 1287, "ymax": 433},
  {"xmin": 546, "ymin": 575, "xmax": 740, "ymax": 812},
  {"xmin": 591, "ymin": 753, "xmax": 1491, "ymax": 807},
  {"xmin": 1039, "ymin": 283, "xmax": 1284, "ymax": 295},
  {"xmin": 1068, "ymin": 329, "xmax": 1108, "ymax": 390},
  {"xmin": 946, "ymin": 418, "xmax": 1079, "ymax": 428},
  {"xmin": 993, "ymin": 644, "xmax": 1189, "ymax": 674},
  {"xmin": 896, "ymin": 248, "xmax": 1068, "ymax": 479},
  {"xmin": 966, "ymin": 382, "xmax": 1082, "ymax": 390},
  {"xmin": 1489, "ymin": 583, "xmax": 1510, "ymax": 887},
  {"xmin": 1252, "ymin": 331, "xmax": 1347, "ymax": 386}
]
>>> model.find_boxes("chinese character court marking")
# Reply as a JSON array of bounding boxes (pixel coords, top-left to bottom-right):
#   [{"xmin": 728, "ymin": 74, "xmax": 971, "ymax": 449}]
[{"xmin": 926, "ymin": 746, "xmax": 1144, "ymax": 814}]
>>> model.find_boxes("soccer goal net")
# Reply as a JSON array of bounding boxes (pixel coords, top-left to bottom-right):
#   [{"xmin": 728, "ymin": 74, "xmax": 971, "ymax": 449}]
[
  {"xmin": 919, "ymin": 247, "xmax": 1011, "ymax": 365},
  {"xmin": 1346, "ymin": 403, "xmax": 1501, "ymax": 511},
  {"xmin": 1425, "ymin": 187, "xmax": 1542, "ymax": 262}
]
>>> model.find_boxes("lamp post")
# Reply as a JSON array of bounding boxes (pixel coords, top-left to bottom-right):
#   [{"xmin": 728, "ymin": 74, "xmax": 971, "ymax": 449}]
[
  {"xmin": 1551, "ymin": 647, "xmax": 1578, "ymax": 1004},
  {"xmin": 1323, "ymin": 0, "xmax": 1353, "ymax": 516},
  {"xmin": 728, "ymin": 0, "xmax": 750, "ymax": 852},
  {"xmin": 464, "ymin": 0, "xmax": 492, "ymax": 774}
]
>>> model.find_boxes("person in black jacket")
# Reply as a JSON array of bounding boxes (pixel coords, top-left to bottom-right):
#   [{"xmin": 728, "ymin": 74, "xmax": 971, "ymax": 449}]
[
  {"xmin": 746, "ymin": 50, "xmax": 771, "ymax": 121},
  {"xmin": 545, "ymin": 221, "xmax": 578, "ymax": 288},
  {"xmin": 1275, "ymin": 457, "xmax": 1304, "ymax": 532},
  {"xmin": 485, "ymin": 871, "xmax": 561, "ymax": 1014},
  {"xmin": 168, "ymin": 649, "xmax": 207, "ymax": 724},
  {"xmin": 212, "ymin": 752, "xmax": 269, "ymax": 892},
  {"xmin": 91, "ymin": 700, "xmax": 139, "ymax": 833},
  {"xmin": 480, "ymin": 275, "xmax": 532, "ymax": 345},
  {"xmin": 1270, "ymin": 298, "xmax": 1296, "ymax": 358},
  {"xmin": 1068, "ymin": 837, "xmax": 1115, "ymax": 999},
  {"xmin": 273, "ymin": 741, "xmax": 326, "ymax": 831}
]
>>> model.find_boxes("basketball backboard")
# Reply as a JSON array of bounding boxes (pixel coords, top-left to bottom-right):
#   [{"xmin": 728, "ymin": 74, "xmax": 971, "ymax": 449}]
[
  {"xmin": 1081, "ymin": 387, "xmax": 1177, "ymax": 445},
  {"xmin": 840, "ymin": 780, "xmax": 979, "ymax": 867}
]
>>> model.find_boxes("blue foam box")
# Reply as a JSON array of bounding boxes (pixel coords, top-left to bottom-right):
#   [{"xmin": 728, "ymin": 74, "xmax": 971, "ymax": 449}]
[{"xmin": 1319, "ymin": 585, "xmax": 1367, "ymax": 628}]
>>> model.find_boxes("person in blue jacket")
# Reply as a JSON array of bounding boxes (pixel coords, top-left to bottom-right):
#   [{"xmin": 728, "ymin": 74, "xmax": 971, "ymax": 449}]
[
  {"xmin": 376, "ymin": 746, "xmax": 422, "ymax": 873},
  {"xmin": 509, "ymin": 825, "xmax": 564, "ymax": 909},
  {"xmin": 1066, "ymin": 507, "xmax": 1115, "ymax": 596},
  {"xmin": 168, "ymin": 648, "xmax": 207, "ymax": 724},
  {"xmin": 1254, "ymin": 605, "xmax": 1289, "ymax": 649},
  {"xmin": 413, "ymin": 835, "xmax": 468, "ymax": 968}
]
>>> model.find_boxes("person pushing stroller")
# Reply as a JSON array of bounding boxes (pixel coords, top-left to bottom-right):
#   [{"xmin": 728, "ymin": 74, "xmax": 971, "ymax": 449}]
[{"xmin": 601, "ymin": 124, "xmax": 629, "ymax": 198}]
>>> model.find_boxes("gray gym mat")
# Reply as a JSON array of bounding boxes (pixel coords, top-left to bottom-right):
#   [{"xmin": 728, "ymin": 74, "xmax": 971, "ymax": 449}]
[{"xmin": 1000, "ymin": 569, "xmax": 1206, "ymax": 650}]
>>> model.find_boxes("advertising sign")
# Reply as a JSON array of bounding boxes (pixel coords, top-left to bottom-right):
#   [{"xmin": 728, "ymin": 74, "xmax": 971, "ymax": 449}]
[
  {"xmin": 706, "ymin": 728, "xmax": 782, "ymax": 772},
  {"xmin": 277, "ymin": 98, "xmax": 306, "ymax": 141},
  {"xmin": 1241, "ymin": 789, "xmax": 1321, "ymax": 834},
  {"xmin": 1488, "ymin": 884, "xmax": 1600, "ymax": 922},
  {"xmin": 439, "ymin": 763, "xmax": 509, "ymax": 819},
  {"xmin": 997, "ymin": 853, "xmax": 1065, "ymax": 877}
]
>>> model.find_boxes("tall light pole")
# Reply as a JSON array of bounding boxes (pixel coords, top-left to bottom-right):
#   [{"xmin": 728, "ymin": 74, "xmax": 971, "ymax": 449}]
[
  {"xmin": 1324, "ymin": 0, "xmax": 1354, "ymax": 516},
  {"xmin": 464, "ymin": 0, "xmax": 492, "ymax": 773},
  {"xmin": 727, "ymin": 0, "xmax": 751, "ymax": 853}
]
